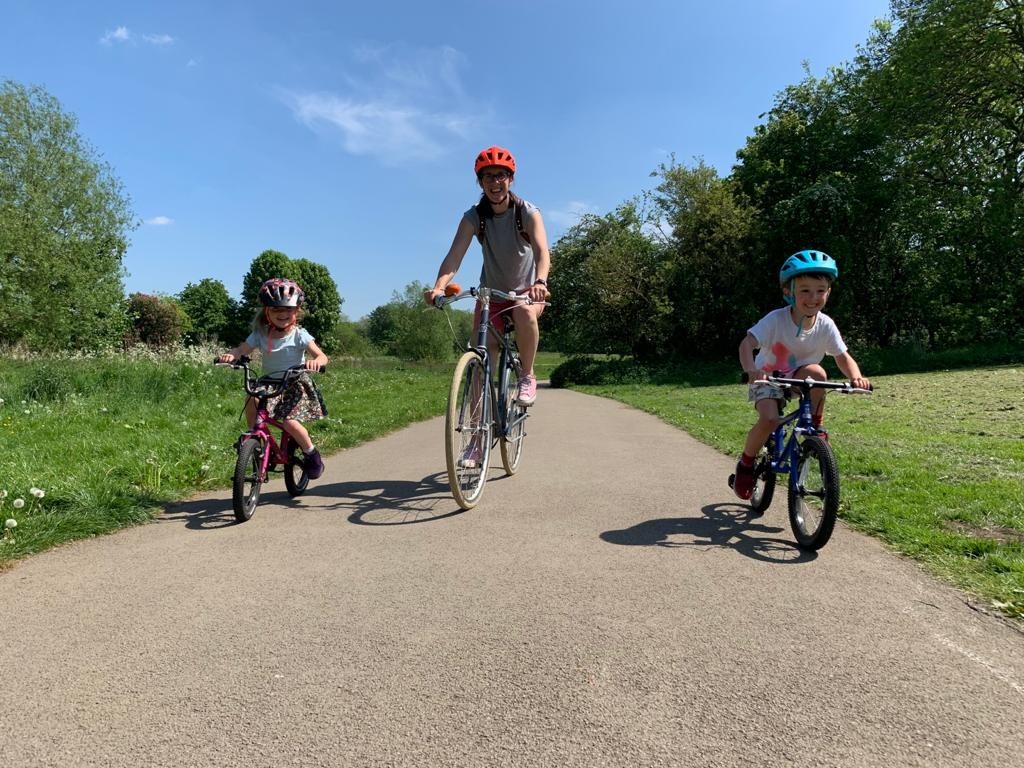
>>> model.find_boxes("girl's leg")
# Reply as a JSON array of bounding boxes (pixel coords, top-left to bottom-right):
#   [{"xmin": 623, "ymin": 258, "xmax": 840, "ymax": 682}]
[
  {"xmin": 244, "ymin": 397, "xmax": 257, "ymax": 429},
  {"xmin": 281, "ymin": 419, "xmax": 314, "ymax": 452}
]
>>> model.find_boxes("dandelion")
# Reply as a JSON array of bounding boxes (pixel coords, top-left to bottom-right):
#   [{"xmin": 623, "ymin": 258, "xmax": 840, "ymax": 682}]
[
  {"xmin": 5, "ymin": 519, "xmax": 15, "ymax": 529},
  {"xmin": 200, "ymin": 464, "xmax": 210, "ymax": 473},
  {"xmin": 12, "ymin": 498, "xmax": 24, "ymax": 509},
  {"xmin": 30, "ymin": 488, "xmax": 44, "ymax": 499},
  {"xmin": 0, "ymin": 490, "xmax": 7, "ymax": 499}
]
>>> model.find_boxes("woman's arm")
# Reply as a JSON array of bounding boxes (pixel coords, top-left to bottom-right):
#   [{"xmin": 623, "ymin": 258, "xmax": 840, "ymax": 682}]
[{"xmin": 424, "ymin": 215, "xmax": 477, "ymax": 305}]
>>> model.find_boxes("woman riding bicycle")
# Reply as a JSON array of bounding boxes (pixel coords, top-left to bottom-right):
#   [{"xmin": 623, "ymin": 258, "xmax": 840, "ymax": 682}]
[
  {"xmin": 217, "ymin": 278, "xmax": 329, "ymax": 479},
  {"xmin": 424, "ymin": 145, "xmax": 551, "ymax": 407}
]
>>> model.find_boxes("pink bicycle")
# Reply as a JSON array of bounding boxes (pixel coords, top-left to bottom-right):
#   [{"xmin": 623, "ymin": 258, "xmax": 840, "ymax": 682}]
[{"xmin": 215, "ymin": 356, "xmax": 319, "ymax": 522}]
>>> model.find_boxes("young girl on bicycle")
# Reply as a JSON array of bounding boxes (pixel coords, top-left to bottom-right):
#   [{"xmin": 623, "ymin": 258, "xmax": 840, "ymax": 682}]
[
  {"xmin": 217, "ymin": 278, "xmax": 329, "ymax": 479},
  {"xmin": 732, "ymin": 250, "xmax": 870, "ymax": 500}
]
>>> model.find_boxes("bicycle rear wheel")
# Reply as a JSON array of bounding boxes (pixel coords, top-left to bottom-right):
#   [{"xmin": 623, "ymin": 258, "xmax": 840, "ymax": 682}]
[
  {"xmin": 445, "ymin": 351, "xmax": 491, "ymax": 509},
  {"xmin": 232, "ymin": 438, "xmax": 264, "ymax": 522},
  {"xmin": 749, "ymin": 439, "xmax": 776, "ymax": 514},
  {"xmin": 284, "ymin": 440, "xmax": 309, "ymax": 497},
  {"xmin": 499, "ymin": 356, "xmax": 527, "ymax": 474},
  {"xmin": 788, "ymin": 435, "xmax": 839, "ymax": 550}
]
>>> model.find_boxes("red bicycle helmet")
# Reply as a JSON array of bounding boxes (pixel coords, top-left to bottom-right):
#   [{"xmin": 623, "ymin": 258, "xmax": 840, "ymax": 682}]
[
  {"xmin": 474, "ymin": 145, "xmax": 516, "ymax": 175},
  {"xmin": 259, "ymin": 278, "xmax": 305, "ymax": 308}
]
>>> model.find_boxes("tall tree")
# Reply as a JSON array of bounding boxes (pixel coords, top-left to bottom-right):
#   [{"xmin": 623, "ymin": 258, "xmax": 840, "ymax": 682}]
[
  {"xmin": 178, "ymin": 278, "xmax": 236, "ymax": 344},
  {"xmin": 0, "ymin": 80, "xmax": 135, "ymax": 350}
]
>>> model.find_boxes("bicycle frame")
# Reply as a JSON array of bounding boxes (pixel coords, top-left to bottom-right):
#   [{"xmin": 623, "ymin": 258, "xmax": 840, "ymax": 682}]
[{"xmin": 452, "ymin": 286, "xmax": 529, "ymax": 443}]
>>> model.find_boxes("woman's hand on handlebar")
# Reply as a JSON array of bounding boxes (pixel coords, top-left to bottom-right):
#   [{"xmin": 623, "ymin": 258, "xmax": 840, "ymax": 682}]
[{"xmin": 526, "ymin": 282, "xmax": 550, "ymax": 303}]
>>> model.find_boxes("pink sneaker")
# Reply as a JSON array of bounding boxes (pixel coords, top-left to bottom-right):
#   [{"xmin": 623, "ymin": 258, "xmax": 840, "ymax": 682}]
[
  {"xmin": 516, "ymin": 374, "xmax": 538, "ymax": 406},
  {"xmin": 458, "ymin": 444, "xmax": 482, "ymax": 468}
]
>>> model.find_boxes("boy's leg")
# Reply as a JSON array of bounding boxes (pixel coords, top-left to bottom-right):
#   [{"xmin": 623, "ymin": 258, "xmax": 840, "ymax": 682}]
[
  {"xmin": 733, "ymin": 394, "xmax": 782, "ymax": 500},
  {"xmin": 793, "ymin": 363, "xmax": 828, "ymax": 432}
]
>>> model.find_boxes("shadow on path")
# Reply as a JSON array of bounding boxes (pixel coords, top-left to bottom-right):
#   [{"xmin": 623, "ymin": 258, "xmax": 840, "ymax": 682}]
[
  {"xmin": 600, "ymin": 502, "xmax": 815, "ymax": 563},
  {"xmin": 312, "ymin": 472, "xmax": 464, "ymax": 525},
  {"xmin": 162, "ymin": 473, "xmax": 462, "ymax": 529}
]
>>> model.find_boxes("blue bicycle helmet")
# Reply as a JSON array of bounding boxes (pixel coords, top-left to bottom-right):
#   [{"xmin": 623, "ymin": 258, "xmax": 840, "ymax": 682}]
[
  {"xmin": 779, "ymin": 250, "xmax": 838, "ymax": 306},
  {"xmin": 779, "ymin": 250, "xmax": 839, "ymax": 283}
]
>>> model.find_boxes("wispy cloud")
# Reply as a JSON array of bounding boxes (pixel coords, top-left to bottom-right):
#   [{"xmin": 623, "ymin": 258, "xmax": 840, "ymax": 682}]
[
  {"xmin": 144, "ymin": 216, "xmax": 173, "ymax": 226},
  {"xmin": 143, "ymin": 33, "xmax": 175, "ymax": 46},
  {"xmin": 99, "ymin": 27, "xmax": 175, "ymax": 47},
  {"xmin": 279, "ymin": 45, "xmax": 486, "ymax": 166},
  {"xmin": 546, "ymin": 201, "xmax": 598, "ymax": 231},
  {"xmin": 99, "ymin": 26, "xmax": 131, "ymax": 45}
]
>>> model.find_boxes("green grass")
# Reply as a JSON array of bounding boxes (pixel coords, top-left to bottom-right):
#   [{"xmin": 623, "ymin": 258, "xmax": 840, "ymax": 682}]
[
  {"xmin": 559, "ymin": 362, "xmax": 1024, "ymax": 620},
  {"xmin": 0, "ymin": 352, "xmax": 449, "ymax": 567}
]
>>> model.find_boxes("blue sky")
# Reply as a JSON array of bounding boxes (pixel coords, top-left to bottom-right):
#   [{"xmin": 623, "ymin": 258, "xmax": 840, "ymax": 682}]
[{"xmin": 1, "ymin": 1, "xmax": 891, "ymax": 321}]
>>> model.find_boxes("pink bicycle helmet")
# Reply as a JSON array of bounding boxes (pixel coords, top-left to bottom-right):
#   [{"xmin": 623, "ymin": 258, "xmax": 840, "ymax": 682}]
[{"xmin": 259, "ymin": 278, "xmax": 305, "ymax": 308}]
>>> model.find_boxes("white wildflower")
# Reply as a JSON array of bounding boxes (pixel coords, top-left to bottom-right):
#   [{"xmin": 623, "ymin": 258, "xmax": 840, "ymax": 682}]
[
  {"xmin": 0, "ymin": 490, "xmax": 7, "ymax": 499},
  {"xmin": 12, "ymin": 498, "xmax": 24, "ymax": 509},
  {"xmin": 5, "ymin": 519, "xmax": 16, "ymax": 529},
  {"xmin": 30, "ymin": 487, "xmax": 44, "ymax": 499},
  {"xmin": 200, "ymin": 464, "xmax": 210, "ymax": 472}
]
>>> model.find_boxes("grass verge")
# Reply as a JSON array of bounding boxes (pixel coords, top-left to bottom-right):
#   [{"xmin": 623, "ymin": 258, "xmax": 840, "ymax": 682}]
[
  {"xmin": 0, "ymin": 354, "xmax": 449, "ymax": 568},
  {"xmin": 556, "ymin": 359, "xmax": 1024, "ymax": 620}
]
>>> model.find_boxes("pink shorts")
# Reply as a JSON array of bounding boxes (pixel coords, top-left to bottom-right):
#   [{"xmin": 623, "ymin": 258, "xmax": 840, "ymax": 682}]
[{"xmin": 473, "ymin": 297, "xmax": 544, "ymax": 331}]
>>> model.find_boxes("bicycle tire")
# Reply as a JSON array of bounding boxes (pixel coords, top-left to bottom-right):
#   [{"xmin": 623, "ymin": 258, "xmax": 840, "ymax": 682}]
[
  {"xmin": 284, "ymin": 440, "xmax": 309, "ymax": 497},
  {"xmin": 232, "ymin": 437, "xmax": 264, "ymax": 522},
  {"xmin": 788, "ymin": 435, "xmax": 839, "ymax": 550},
  {"xmin": 749, "ymin": 439, "xmax": 776, "ymax": 514},
  {"xmin": 445, "ymin": 351, "xmax": 491, "ymax": 509},
  {"xmin": 499, "ymin": 356, "xmax": 527, "ymax": 474}
]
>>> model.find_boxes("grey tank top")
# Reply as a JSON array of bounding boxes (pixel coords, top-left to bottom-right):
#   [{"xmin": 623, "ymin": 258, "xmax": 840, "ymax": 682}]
[{"xmin": 464, "ymin": 198, "xmax": 538, "ymax": 292}]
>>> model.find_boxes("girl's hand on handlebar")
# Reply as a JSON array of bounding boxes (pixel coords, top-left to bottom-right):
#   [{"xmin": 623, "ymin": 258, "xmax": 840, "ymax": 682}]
[
  {"xmin": 217, "ymin": 352, "xmax": 236, "ymax": 364},
  {"xmin": 850, "ymin": 376, "xmax": 871, "ymax": 391}
]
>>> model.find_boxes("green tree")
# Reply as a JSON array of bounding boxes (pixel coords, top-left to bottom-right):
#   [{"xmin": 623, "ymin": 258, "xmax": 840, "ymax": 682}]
[
  {"xmin": 238, "ymin": 249, "xmax": 344, "ymax": 352},
  {"xmin": 178, "ymin": 278, "xmax": 236, "ymax": 345},
  {"xmin": 366, "ymin": 282, "xmax": 470, "ymax": 361},
  {"xmin": 292, "ymin": 258, "xmax": 343, "ymax": 352},
  {"xmin": 127, "ymin": 293, "xmax": 190, "ymax": 348},
  {"xmin": 0, "ymin": 80, "xmax": 135, "ymax": 350}
]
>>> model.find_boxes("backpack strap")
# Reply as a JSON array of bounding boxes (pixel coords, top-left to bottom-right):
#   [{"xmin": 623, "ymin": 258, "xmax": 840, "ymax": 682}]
[{"xmin": 476, "ymin": 193, "xmax": 532, "ymax": 246}]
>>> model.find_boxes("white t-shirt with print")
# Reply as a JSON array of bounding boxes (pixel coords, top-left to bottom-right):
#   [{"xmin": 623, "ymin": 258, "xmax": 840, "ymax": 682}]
[{"xmin": 748, "ymin": 307, "xmax": 847, "ymax": 376}]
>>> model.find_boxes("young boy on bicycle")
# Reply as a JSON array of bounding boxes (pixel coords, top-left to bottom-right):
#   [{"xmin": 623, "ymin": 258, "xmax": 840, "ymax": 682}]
[{"xmin": 732, "ymin": 250, "xmax": 871, "ymax": 500}]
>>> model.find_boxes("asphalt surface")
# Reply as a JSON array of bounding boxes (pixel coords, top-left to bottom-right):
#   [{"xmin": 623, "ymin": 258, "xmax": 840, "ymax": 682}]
[{"xmin": 2, "ymin": 385, "xmax": 1023, "ymax": 767}]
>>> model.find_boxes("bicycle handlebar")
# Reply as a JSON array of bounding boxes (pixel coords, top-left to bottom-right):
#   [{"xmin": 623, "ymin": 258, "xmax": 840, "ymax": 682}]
[
  {"xmin": 432, "ymin": 285, "xmax": 551, "ymax": 309},
  {"xmin": 740, "ymin": 371, "xmax": 873, "ymax": 394},
  {"xmin": 213, "ymin": 356, "xmax": 323, "ymax": 398}
]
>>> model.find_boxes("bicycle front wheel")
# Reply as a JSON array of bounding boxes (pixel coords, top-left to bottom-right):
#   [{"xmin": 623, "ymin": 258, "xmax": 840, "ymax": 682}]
[
  {"xmin": 499, "ymin": 357, "xmax": 527, "ymax": 475},
  {"xmin": 233, "ymin": 437, "xmax": 264, "ymax": 522},
  {"xmin": 445, "ymin": 351, "xmax": 491, "ymax": 509},
  {"xmin": 284, "ymin": 440, "xmax": 309, "ymax": 497},
  {"xmin": 788, "ymin": 436, "xmax": 839, "ymax": 550}
]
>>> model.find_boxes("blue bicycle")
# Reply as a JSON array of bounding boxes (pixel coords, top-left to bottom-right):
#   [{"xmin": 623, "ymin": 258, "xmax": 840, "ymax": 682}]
[{"xmin": 729, "ymin": 373, "xmax": 873, "ymax": 550}]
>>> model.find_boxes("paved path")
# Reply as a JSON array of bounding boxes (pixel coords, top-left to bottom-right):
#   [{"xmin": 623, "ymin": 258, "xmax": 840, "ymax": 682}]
[{"xmin": 2, "ymin": 386, "xmax": 1023, "ymax": 767}]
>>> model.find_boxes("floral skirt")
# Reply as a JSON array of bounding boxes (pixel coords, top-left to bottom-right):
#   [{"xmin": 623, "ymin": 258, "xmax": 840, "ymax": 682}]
[{"xmin": 254, "ymin": 372, "xmax": 328, "ymax": 422}]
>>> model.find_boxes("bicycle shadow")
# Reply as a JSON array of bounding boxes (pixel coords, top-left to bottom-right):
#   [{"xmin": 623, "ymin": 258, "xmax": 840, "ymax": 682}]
[
  {"xmin": 600, "ymin": 503, "xmax": 816, "ymax": 563},
  {"xmin": 160, "ymin": 489, "xmax": 303, "ymax": 530},
  {"xmin": 308, "ymin": 472, "xmax": 465, "ymax": 525}
]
